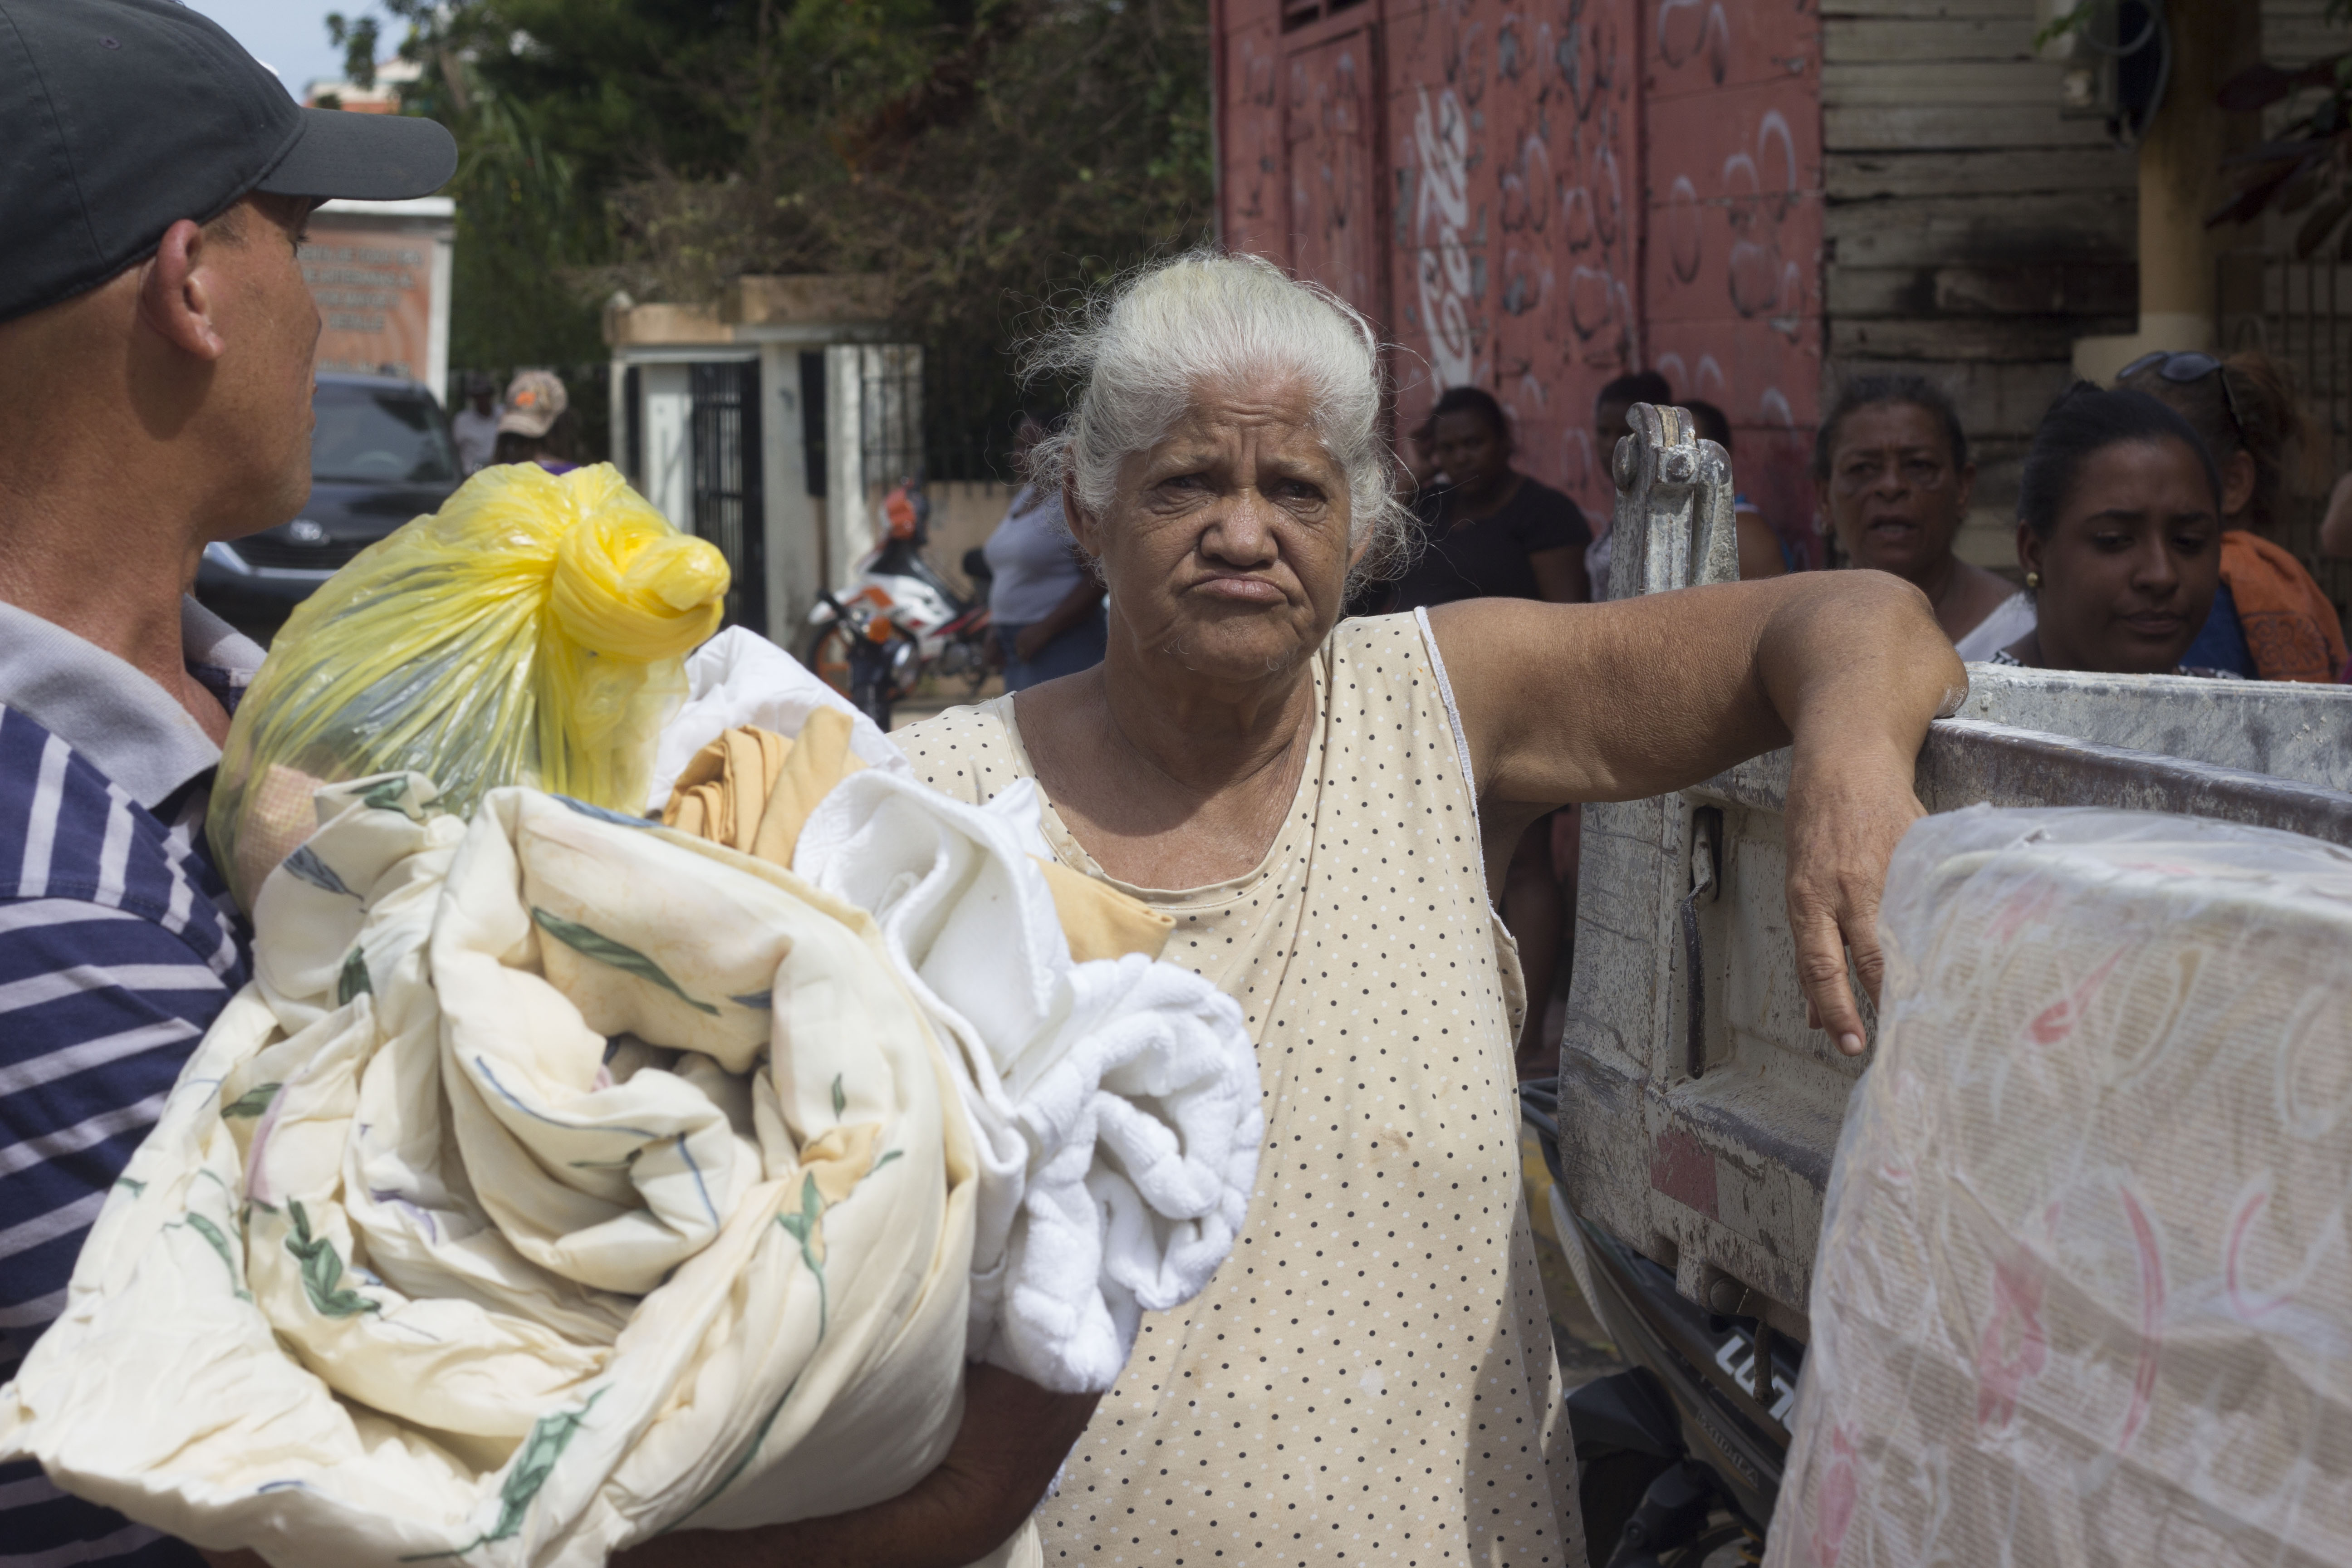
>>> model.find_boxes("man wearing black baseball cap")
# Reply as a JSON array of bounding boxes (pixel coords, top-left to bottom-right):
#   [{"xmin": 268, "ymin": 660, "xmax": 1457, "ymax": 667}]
[{"xmin": 0, "ymin": 5, "xmax": 453, "ymax": 1565}]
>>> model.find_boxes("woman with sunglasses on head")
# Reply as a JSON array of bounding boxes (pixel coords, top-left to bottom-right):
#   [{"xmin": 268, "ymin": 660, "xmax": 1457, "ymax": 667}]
[
  {"xmin": 1993, "ymin": 384, "xmax": 2239, "ymax": 677},
  {"xmin": 2114, "ymin": 348, "xmax": 2347, "ymax": 681},
  {"xmin": 1813, "ymin": 374, "xmax": 2034, "ymax": 658}
]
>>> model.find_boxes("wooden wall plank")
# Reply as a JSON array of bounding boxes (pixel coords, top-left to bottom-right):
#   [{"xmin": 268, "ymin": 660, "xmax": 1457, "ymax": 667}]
[
  {"xmin": 1823, "ymin": 59, "xmax": 2071, "ymax": 106},
  {"xmin": 2264, "ymin": 0, "xmax": 2345, "ymax": 65},
  {"xmin": 1815, "ymin": 0, "xmax": 2140, "ymax": 523},
  {"xmin": 1826, "ymin": 147, "xmax": 2134, "ymax": 198},
  {"xmin": 1832, "ymin": 314, "xmax": 2133, "ymax": 361},
  {"xmin": 1825, "ymin": 103, "xmax": 2118, "ymax": 150},
  {"xmin": 1822, "ymin": 0, "xmax": 2040, "ymax": 17},
  {"xmin": 1823, "ymin": 17, "xmax": 2037, "ymax": 64},
  {"xmin": 1825, "ymin": 191, "xmax": 2135, "ymax": 268},
  {"xmin": 1828, "ymin": 262, "xmax": 2138, "ymax": 317}
]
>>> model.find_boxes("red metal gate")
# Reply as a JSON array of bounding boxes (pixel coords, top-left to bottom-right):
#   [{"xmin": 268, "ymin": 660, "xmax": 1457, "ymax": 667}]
[{"xmin": 1217, "ymin": 0, "xmax": 1824, "ymax": 561}]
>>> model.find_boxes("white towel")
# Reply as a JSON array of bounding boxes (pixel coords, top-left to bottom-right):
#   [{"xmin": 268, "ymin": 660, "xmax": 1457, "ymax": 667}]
[{"xmin": 795, "ymin": 769, "xmax": 1263, "ymax": 1394}]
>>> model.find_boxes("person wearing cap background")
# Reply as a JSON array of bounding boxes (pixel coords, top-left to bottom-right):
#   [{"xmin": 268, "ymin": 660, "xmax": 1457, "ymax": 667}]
[
  {"xmin": 0, "ymin": 2, "xmax": 454, "ymax": 1564},
  {"xmin": 450, "ymin": 369, "xmax": 502, "ymax": 473},
  {"xmin": 494, "ymin": 367, "xmax": 578, "ymax": 472}
]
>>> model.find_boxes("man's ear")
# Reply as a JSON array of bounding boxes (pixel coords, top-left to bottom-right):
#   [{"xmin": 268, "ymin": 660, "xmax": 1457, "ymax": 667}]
[
  {"xmin": 1953, "ymin": 458, "xmax": 1978, "ymax": 517},
  {"xmin": 138, "ymin": 218, "xmax": 230, "ymax": 362}
]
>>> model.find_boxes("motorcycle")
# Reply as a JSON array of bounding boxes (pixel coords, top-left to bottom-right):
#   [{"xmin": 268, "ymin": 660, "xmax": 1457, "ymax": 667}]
[{"xmin": 803, "ymin": 480, "xmax": 994, "ymax": 731}]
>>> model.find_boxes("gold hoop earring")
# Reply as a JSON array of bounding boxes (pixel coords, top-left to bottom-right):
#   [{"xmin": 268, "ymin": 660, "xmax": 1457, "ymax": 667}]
[{"xmin": 2025, "ymin": 571, "xmax": 2041, "ymax": 589}]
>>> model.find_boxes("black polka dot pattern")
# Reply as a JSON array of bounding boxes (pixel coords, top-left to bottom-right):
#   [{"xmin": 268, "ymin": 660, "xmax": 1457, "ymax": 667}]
[{"xmin": 899, "ymin": 614, "xmax": 1585, "ymax": 1566}]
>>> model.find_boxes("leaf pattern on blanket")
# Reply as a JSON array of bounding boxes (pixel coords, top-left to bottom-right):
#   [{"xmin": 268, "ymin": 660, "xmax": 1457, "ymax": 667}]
[
  {"xmin": 487, "ymin": 1392, "xmax": 604, "ymax": 1544},
  {"xmin": 282, "ymin": 845, "xmax": 354, "ymax": 897},
  {"xmin": 770, "ymin": 1128, "xmax": 893, "ymax": 1342},
  {"xmin": 172, "ymin": 1211, "xmax": 253, "ymax": 1303},
  {"xmin": 775, "ymin": 1172, "xmax": 831, "ymax": 1337},
  {"xmin": 286, "ymin": 1199, "xmax": 379, "ymax": 1318},
  {"xmin": 360, "ymin": 777, "xmax": 411, "ymax": 813},
  {"xmin": 337, "ymin": 945, "xmax": 372, "ymax": 1006},
  {"xmin": 399, "ymin": 1390, "xmax": 606, "ymax": 1561},
  {"xmin": 530, "ymin": 908, "xmax": 720, "ymax": 1015},
  {"xmin": 223, "ymin": 1083, "xmax": 282, "ymax": 1119}
]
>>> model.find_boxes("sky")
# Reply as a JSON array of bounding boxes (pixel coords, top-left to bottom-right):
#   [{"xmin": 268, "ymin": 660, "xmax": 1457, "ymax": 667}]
[{"xmin": 185, "ymin": 0, "xmax": 361, "ymax": 97}]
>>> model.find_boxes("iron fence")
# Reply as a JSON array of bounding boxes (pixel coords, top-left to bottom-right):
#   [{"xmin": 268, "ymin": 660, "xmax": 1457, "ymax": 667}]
[
  {"xmin": 853, "ymin": 339, "xmax": 1034, "ymax": 487},
  {"xmin": 689, "ymin": 360, "xmax": 766, "ymax": 633}
]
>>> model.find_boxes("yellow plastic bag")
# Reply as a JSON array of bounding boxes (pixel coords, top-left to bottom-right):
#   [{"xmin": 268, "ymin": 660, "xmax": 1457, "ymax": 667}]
[{"xmin": 209, "ymin": 462, "xmax": 729, "ymax": 907}]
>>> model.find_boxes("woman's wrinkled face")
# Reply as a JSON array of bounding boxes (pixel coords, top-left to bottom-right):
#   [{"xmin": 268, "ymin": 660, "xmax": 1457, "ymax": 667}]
[
  {"xmin": 1068, "ymin": 377, "xmax": 1359, "ymax": 686},
  {"xmin": 1431, "ymin": 409, "xmax": 1510, "ymax": 491},
  {"xmin": 1821, "ymin": 401, "xmax": 1973, "ymax": 582},
  {"xmin": 2020, "ymin": 436, "xmax": 2220, "ymax": 675}
]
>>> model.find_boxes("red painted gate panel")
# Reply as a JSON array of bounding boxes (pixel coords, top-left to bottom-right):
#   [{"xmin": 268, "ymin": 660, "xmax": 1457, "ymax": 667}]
[
  {"xmin": 1217, "ymin": 0, "xmax": 1823, "ymax": 556},
  {"xmin": 1284, "ymin": 30, "xmax": 1386, "ymax": 322}
]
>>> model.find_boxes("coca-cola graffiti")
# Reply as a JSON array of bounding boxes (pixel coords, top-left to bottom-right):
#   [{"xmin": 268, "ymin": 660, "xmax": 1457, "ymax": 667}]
[{"xmin": 1413, "ymin": 85, "xmax": 1479, "ymax": 390}]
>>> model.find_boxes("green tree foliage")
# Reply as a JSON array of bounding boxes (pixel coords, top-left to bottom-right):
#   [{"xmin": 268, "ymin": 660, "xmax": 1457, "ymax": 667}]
[{"xmin": 365, "ymin": 0, "xmax": 1214, "ymax": 456}]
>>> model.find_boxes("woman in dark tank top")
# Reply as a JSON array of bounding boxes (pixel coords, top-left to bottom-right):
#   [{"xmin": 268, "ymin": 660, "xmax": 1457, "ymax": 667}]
[{"xmin": 1388, "ymin": 386, "xmax": 1592, "ymax": 610}]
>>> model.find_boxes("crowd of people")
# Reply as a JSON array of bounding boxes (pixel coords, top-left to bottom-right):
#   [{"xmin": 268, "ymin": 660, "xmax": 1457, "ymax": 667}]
[{"xmin": 985, "ymin": 344, "xmax": 2352, "ymax": 701}]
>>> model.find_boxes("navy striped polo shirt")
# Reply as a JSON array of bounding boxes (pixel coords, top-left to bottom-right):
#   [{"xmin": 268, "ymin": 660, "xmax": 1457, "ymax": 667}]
[{"xmin": 0, "ymin": 598, "xmax": 258, "ymax": 1568}]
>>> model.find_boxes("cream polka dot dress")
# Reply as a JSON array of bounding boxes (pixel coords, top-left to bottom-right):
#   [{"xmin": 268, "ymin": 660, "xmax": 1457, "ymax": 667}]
[{"xmin": 900, "ymin": 612, "xmax": 1583, "ymax": 1567}]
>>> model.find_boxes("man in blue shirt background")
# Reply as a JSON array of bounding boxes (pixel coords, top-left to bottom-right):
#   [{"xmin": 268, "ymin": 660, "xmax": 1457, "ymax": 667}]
[{"xmin": 0, "ymin": 3, "xmax": 454, "ymax": 1562}]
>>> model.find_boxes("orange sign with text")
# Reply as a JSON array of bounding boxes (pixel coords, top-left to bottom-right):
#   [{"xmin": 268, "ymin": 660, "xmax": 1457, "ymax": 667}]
[{"xmin": 303, "ymin": 225, "xmax": 436, "ymax": 383}]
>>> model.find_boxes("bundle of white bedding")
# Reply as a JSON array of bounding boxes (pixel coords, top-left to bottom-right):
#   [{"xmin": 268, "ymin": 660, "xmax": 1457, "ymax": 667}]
[{"xmin": 0, "ymin": 642, "xmax": 1260, "ymax": 1567}]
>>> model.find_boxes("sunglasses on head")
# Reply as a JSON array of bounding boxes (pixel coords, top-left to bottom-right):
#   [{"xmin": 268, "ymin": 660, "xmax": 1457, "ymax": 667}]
[{"xmin": 2119, "ymin": 350, "xmax": 2245, "ymax": 446}]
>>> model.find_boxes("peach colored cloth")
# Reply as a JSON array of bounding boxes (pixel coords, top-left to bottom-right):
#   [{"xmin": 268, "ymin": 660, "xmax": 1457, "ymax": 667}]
[{"xmin": 662, "ymin": 715, "xmax": 1174, "ymax": 965}]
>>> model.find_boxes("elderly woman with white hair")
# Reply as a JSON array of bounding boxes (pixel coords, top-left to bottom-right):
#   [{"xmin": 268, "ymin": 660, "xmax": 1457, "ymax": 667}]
[{"xmin": 616, "ymin": 253, "xmax": 1960, "ymax": 1568}]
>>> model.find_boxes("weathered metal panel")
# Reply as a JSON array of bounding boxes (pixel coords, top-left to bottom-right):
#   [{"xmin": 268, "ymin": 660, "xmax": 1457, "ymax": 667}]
[
  {"xmin": 1220, "ymin": 0, "xmax": 1288, "ymax": 258},
  {"xmin": 1213, "ymin": 0, "xmax": 1832, "ymax": 533},
  {"xmin": 1284, "ymin": 29, "xmax": 1388, "ymax": 319}
]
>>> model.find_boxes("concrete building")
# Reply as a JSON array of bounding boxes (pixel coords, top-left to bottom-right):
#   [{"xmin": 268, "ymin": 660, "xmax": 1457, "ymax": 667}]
[{"xmin": 604, "ymin": 276, "xmax": 1014, "ymax": 648}]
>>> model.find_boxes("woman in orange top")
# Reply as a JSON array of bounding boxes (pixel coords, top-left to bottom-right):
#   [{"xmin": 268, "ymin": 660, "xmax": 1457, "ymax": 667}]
[{"xmin": 2115, "ymin": 349, "xmax": 2347, "ymax": 681}]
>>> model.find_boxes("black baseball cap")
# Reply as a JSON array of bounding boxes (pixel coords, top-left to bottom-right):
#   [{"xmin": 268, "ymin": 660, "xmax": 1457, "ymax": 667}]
[{"xmin": 0, "ymin": 0, "xmax": 459, "ymax": 324}]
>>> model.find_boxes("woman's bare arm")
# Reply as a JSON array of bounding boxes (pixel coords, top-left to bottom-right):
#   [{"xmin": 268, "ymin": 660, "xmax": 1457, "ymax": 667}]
[
  {"xmin": 1430, "ymin": 573, "xmax": 1965, "ymax": 1054},
  {"xmin": 613, "ymin": 1366, "xmax": 1098, "ymax": 1568}
]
